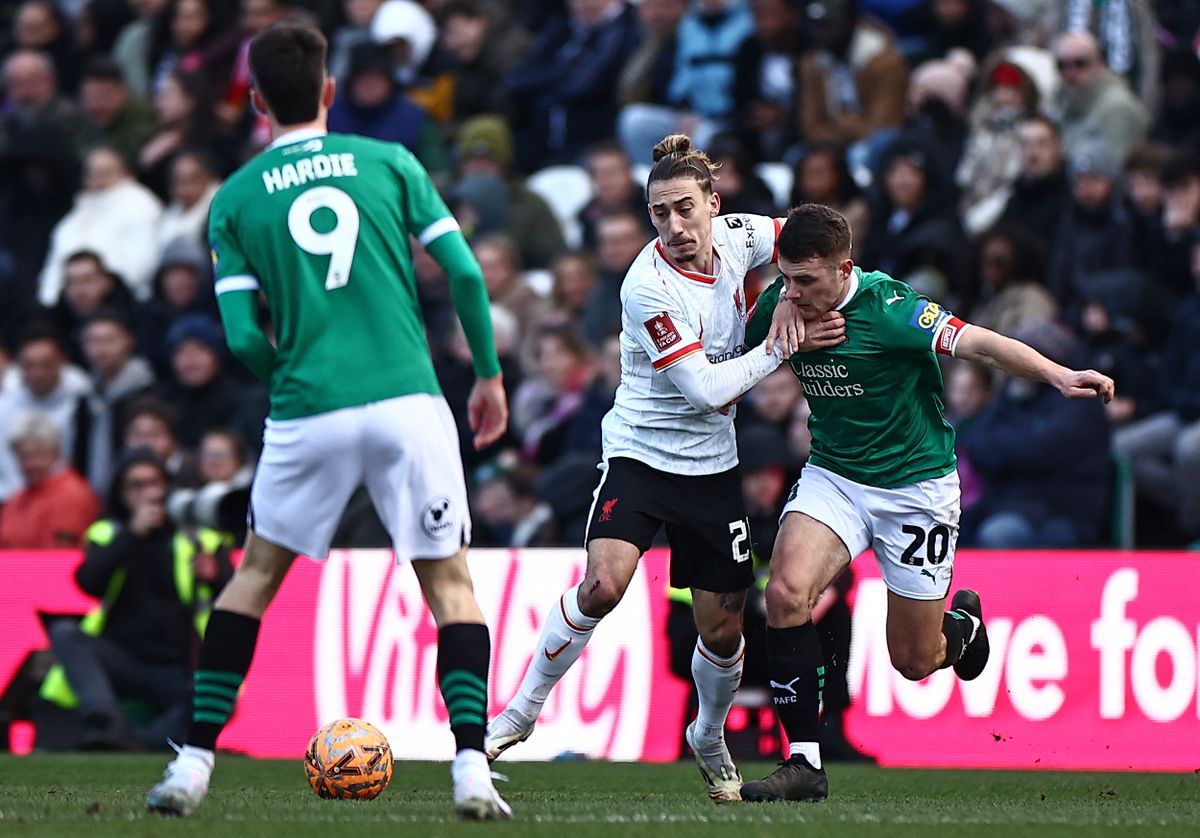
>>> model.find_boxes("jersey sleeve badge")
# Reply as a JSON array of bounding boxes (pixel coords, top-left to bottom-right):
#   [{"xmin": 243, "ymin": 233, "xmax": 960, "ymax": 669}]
[{"xmin": 645, "ymin": 313, "xmax": 683, "ymax": 352}]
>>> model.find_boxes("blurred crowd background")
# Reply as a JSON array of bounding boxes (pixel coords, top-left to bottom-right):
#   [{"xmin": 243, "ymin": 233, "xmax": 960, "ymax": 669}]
[{"xmin": 2, "ymin": 0, "xmax": 1200, "ymax": 559}]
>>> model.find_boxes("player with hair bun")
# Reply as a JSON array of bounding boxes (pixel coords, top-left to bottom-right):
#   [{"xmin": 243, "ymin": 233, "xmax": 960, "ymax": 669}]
[{"xmin": 485, "ymin": 134, "xmax": 845, "ymax": 802}]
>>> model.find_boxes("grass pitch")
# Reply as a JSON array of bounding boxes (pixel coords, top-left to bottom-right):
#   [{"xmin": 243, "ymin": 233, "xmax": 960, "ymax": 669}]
[{"xmin": 1, "ymin": 754, "xmax": 1198, "ymax": 837}]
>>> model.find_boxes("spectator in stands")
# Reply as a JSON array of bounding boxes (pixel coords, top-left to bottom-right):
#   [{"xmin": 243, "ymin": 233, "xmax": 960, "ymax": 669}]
[
  {"xmin": 577, "ymin": 140, "xmax": 653, "ymax": 250},
  {"xmin": 506, "ymin": 0, "xmax": 642, "ymax": 171},
  {"xmin": 944, "ymin": 360, "xmax": 991, "ymax": 513},
  {"xmin": 40, "ymin": 448, "xmax": 232, "ymax": 750},
  {"xmin": 0, "ymin": 52, "xmax": 82, "ymax": 307},
  {"xmin": 37, "ymin": 146, "xmax": 163, "ymax": 307},
  {"xmin": 798, "ymin": 0, "xmax": 909, "ymax": 172},
  {"xmin": 862, "ymin": 133, "xmax": 967, "ymax": 305},
  {"xmin": 48, "ymin": 251, "xmax": 138, "ymax": 358},
  {"xmin": 1059, "ymin": 0, "xmax": 1161, "ymax": 115},
  {"xmin": 145, "ymin": 0, "xmax": 240, "ymax": 100},
  {"xmin": 962, "ymin": 318, "xmax": 1112, "ymax": 547},
  {"xmin": 708, "ymin": 133, "xmax": 778, "ymax": 215},
  {"xmin": 789, "ymin": 143, "xmax": 870, "ymax": 244},
  {"xmin": 956, "ymin": 57, "xmax": 1040, "ymax": 235},
  {"xmin": 472, "ymin": 234, "xmax": 545, "ymax": 333},
  {"xmin": 731, "ymin": 0, "xmax": 804, "ymax": 163},
  {"xmin": 78, "ymin": 57, "xmax": 156, "ymax": 167},
  {"xmin": 1112, "ymin": 238, "xmax": 1200, "ymax": 541},
  {"xmin": 542, "ymin": 251, "xmax": 599, "ymax": 331},
  {"xmin": 156, "ymin": 314, "xmax": 267, "ymax": 449},
  {"xmin": 1122, "ymin": 143, "xmax": 1170, "ymax": 273},
  {"xmin": 1151, "ymin": 152, "xmax": 1200, "ymax": 304},
  {"xmin": 899, "ymin": 0, "xmax": 993, "ymax": 67},
  {"xmin": 617, "ymin": 0, "xmax": 755, "ymax": 166},
  {"xmin": 73, "ymin": 310, "xmax": 156, "ymax": 492},
  {"xmin": 11, "ymin": 0, "xmax": 81, "ymax": 94},
  {"xmin": 1047, "ymin": 143, "xmax": 1139, "ymax": 328},
  {"xmin": 138, "ymin": 237, "xmax": 218, "ymax": 379},
  {"xmin": 435, "ymin": 0, "xmax": 529, "ymax": 126},
  {"xmin": 120, "ymin": 394, "xmax": 197, "ymax": 483},
  {"xmin": 327, "ymin": 42, "xmax": 448, "ymax": 177},
  {"xmin": 155, "ymin": 150, "xmax": 221, "ymax": 257},
  {"xmin": 166, "ymin": 426, "xmax": 253, "ymax": 542},
  {"xmin": 512, "ymin": 327, "xmax": 594, "ymax": 465},
  {"xmin": 1000, "ymin": 114, "xmax": 1072, "ymax": 254},
  {"xmin": 967, "ymin": 222, "xmax": 1056, "ymax": 337},
  {"xmin": 582, "ymin": 209, "xmax": 650, "ymax": 346},
  {"xmin": 0, "ymin": 325, "xmax": 90, "ymax": 501},
  {"xmin": 0, "ymin": 412, "xmax": 100, "ymax": 549},
  {"xmin": 1, "ymin": 49, "xmax": 86, "ymax": 155},
  {"xmin": 1152, "ymin": 48, "xmax": 1200, "ymax": 151},
  {"xmin": 137, "ymin": 69, "xmax": 230, "ymax": 200},
  {"xmin": 562, "ymin": 332, "xmax": 621, "ymax": 459},
  {"xmin": 472, "ymin": 466, "xmax": 557, "ymax": 547},
  {"xmin": 1050, "ymin": 29, "xmax": 1149, "ymax": 168},
  {"xmin": 112, "ymin": 0, "xmax": 168, "ymax": 98},
  {"xmin": 903, "ymin": 49, "xmax": 973, "ymax": 176},
  {"xmin": 328, "ymin": 0, "xmax": 382, "ymax": 83},
  {"xmin": 450, "ymin": 114, "xmax": 567, "ymax": 269},
  {"xmin": 617, "ymin": 0, "xmax": 684, "ymax": 111}
]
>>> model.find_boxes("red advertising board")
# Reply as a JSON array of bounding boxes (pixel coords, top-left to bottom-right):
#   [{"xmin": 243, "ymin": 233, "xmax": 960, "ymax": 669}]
[{"xmin": 2, "ymin": 548, "xmax": 1197, "ymax": 771}]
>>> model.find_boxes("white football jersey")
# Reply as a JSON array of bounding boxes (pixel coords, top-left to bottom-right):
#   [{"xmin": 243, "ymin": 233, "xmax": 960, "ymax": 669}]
[{"xmin": 601, "ymin": 213, "xmax": 782, "ymax": 475}]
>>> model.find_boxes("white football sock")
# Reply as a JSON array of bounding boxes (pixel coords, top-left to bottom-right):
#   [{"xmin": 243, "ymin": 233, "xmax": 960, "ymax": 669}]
[
  {"xmin": 789, "ymin": 741, "xmax": 822, "ymax": 769},
  {"xmin": 507, "ymin": 584, "xmax": 600, "ymax": 720},
  {"xmin": 691, "ymin": 635, "xmax": 745, "ymax": 739}
]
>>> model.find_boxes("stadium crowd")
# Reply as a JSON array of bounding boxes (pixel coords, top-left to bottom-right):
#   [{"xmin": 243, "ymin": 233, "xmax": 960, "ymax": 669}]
[{"xmin": 2, "ymin": 0, "xmax": 1200, "ymax": 566}]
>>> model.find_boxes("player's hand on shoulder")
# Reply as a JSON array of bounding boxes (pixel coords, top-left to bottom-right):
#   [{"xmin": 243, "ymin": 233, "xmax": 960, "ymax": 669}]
[
  {"xmin": 468, "ymin": 374, "xmax": 508, "ymax": 450},
  {"xmin": 797, "ymin": 311, "xmax": 846, "ymax": 352},
  {"xmin": 1055, "ymin": 369, "xmax": 1115, "ymax": 403}
]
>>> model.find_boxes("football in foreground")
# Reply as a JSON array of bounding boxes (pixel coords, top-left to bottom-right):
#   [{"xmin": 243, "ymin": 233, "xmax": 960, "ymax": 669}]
[{"xmin": 304, "ymin": 718, "xmax": 393, "ymax": 800}]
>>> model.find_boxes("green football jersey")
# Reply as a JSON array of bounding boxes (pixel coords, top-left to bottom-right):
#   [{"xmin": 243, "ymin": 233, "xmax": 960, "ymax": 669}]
[
  {"xmin": 746, "ymin": 268, "xmax": 962, "ymax": 488},
  {"xmin": 209, "ymin": 130, "xmax": 456, "ymax": 419}
]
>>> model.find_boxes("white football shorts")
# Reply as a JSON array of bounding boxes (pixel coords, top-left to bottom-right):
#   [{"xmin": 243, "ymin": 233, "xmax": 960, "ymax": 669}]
[
  {"xmin": 780, "ymin": 463, "xmax": 960, "ymax": 600},
  {"xmin": 249, "ymin": 393, "xmax": 470, "ymax": 561}
]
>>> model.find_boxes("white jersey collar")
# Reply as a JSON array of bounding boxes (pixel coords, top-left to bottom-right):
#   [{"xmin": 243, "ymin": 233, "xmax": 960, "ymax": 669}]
[
  {"xmin": 833, "ymin": 267, "xmax": 861, "ymax": 311},
  {"xmin": 268, "ymin": 127, "xmax": 328, "ymax": 151}
]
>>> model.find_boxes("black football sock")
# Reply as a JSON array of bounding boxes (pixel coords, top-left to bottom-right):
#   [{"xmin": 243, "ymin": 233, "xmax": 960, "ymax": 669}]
[
  {"xmin": 187, "ymin": 610, "xmax": 260, "ymax": 751},
  {"xmin": 767, "ymin": 622, "xmax": 824, "ymax": 747},
  {"xmin": 939, "ymin": 609, "xmax": 974, "ymax": 668},
  {"xmin": 438, "ymin": 622, "xmax": 491, "ymax": 754}
]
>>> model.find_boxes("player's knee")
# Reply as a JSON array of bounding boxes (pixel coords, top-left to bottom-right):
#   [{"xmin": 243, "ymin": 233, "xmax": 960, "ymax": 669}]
[
  {"xmin": 697, "ymin": 617, "xmax": 743, "ymax": 658},
  {"xmin": 889, "ymin": 646, "xmax": 939, "ymax": 681},
  {"xmin": 577, "ymin": 575, "xmax": 625, "ymax": 618},
  {"xmin": 764, "ymin": 574, "xmax": 814, "ymax": 626}
]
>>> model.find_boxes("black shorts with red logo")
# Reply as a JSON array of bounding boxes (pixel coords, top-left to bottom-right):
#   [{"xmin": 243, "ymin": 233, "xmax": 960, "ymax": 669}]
[{"xmin": 585, "ymin": 457, "xmax": 754, "ymax": 594}]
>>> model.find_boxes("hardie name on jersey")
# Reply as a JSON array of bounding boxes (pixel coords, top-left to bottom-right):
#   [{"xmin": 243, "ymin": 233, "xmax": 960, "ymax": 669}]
[
  {"xmin": 262, "ymin": 153, "xmax": 359, "ymax": 195},
  {"xmin": 790, "ymin": 360, "xmax": 865, "ymax": 398}
]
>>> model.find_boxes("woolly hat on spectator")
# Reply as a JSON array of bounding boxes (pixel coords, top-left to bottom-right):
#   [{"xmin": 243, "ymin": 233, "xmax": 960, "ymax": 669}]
[
  {"xmin": 1011, "ymin": 318, "xmax": 1077, "ymax": 366},
  {"xmin": 158, "ymin": 236, "xmax": 211, "ymax": 277},
  {"xmin": 1068, "ymin": 141, "xmax": 1123, "ymax": 180},
  {"xmin": 166, "ymin": 314, "xmax": 223, "ymax": 356},
  {"xmin": 370, "ymin": 0, "xmax": 436, "ymax": 81},
  {"xmin": 910, "ymin": 50, "xmax": 977, "ymax": 117},
  {"xmin": 457, "ymin": 115, "xmax": 514, "ymax": 168}
]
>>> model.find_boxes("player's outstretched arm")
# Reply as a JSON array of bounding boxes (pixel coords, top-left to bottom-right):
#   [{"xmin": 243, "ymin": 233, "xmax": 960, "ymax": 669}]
[{"xmin": 954, "ymin": 324, "xmax": 1116, "ymax": 402}]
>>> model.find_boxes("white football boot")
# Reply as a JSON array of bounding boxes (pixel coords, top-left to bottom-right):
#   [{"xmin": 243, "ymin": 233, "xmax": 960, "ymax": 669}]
[
  {"xmin": 483, "ymin": 708, "xmax": 535, "ymax": 762},
  {"xmin": 146, "ymin": 744, "xmax": 214, "ymax": 816},
  {"xmin": 451, "ymin": 749, "xmax": 513, "ymax": 820},
  {"xmin": 685, "ymin": 720, "xmax": 743, "ymax": 803}
]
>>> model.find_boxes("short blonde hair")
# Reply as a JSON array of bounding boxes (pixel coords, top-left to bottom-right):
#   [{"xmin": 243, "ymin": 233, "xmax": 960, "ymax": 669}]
[{"xmin": 7, "ymin": 412, "xmax": 61, "ymax": 452}]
